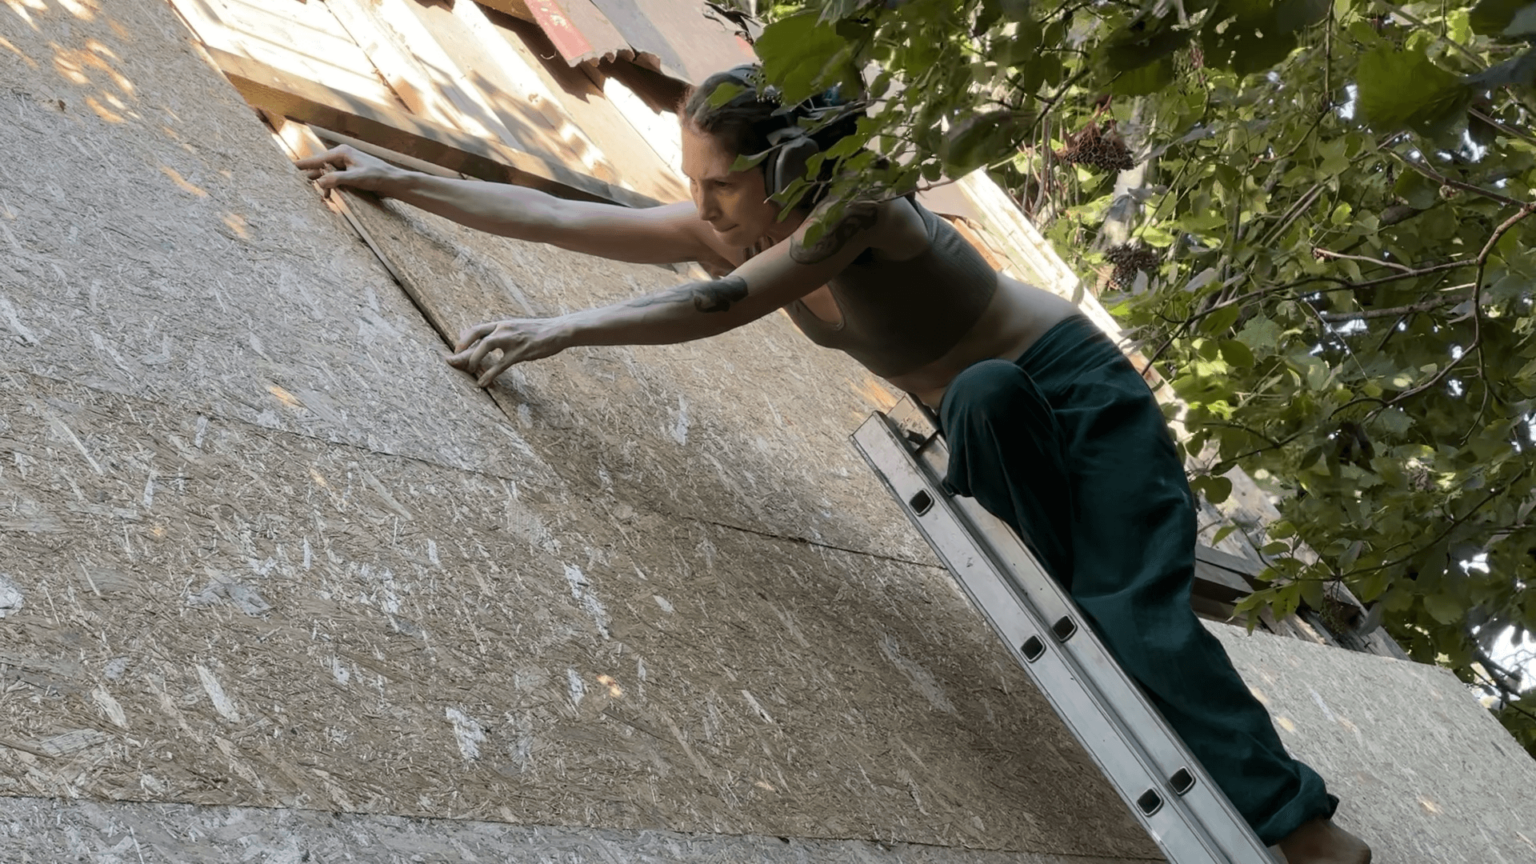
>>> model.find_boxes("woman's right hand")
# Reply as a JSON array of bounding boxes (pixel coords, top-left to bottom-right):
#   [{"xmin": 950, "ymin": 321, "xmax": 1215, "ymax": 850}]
[{"xmin": 294, "ymin": 145, "xmax": 397, "ymax": 193}]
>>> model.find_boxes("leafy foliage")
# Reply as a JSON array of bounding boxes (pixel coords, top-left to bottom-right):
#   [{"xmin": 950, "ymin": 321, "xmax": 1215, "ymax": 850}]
[{"xmin": 754, "ymin": 0, "xmax": 1536, "ymax": 757}]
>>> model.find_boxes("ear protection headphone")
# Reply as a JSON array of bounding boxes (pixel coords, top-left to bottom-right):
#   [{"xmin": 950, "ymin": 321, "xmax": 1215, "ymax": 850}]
[{"xmin": 720, "ymin": 64, "xmax": 841, "ymax": 198}]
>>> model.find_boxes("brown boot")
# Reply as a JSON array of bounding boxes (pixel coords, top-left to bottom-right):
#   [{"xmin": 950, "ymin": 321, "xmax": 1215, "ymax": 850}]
[{"xmin": 1276, "ymin": 817, "xmax": 1372, "ymax": 864}]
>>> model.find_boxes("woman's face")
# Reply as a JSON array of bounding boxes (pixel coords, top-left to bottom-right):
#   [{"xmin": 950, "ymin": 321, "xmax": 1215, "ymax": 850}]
[{"xmin": 680, "ymin": 126, "xmax": 792, "ymax": 248}]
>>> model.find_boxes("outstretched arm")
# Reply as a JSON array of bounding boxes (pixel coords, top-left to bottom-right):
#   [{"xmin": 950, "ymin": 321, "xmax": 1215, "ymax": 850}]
[
  {"xmin": 294, "ymin": 145, "xmax": 716, "ymax": 266},
  {"xmin": 449, "ymin": 203, "xmax": 880, "ymax": 386}
]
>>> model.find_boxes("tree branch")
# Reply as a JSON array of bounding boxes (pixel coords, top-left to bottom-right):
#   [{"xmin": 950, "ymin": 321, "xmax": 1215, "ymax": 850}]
[
  {"xmin": 1317, "ymin": 289, "xmax": 1470, "ymax": 322},
  {"xmin": 1377, "ymin": 205, "xmax": 1535, "ymax": 409},
  {"xmin": 1312, "ymin": 247, "xmax": 1417, "ymax": 274},
  {"xmin": 1395, "ymin": 152, "xmax": 1531, "ymax": 209},
  {"xmin": 1470, "ymin": 107, "xmax": 1536, "ymax": 145},
  {"xmin": 1347, "ymin": 465, "xmax": 1531, "ymax": 579}
]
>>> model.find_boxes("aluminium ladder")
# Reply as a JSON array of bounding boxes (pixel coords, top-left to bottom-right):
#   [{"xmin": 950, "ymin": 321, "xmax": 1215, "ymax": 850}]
[{"xmin": 851, "ymin": 398, "xmax": 1277, "ymax": 864}]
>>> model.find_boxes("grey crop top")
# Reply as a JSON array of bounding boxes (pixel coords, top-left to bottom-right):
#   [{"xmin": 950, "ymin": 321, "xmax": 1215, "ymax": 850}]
[{"xmin": 781, "ymin": 200, "xmax": 998, "ymax": 378}]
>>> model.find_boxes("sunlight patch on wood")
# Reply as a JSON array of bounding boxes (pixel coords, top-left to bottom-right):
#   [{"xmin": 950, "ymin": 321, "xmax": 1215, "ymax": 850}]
[
  {"xmin": 223, "ymin": 213, "xmax": 250, "ymax": 239},
  {"xmin": 0, "ymin": 35, "xmax": 38, "ymax": 67},
  {"xmin": 57, "ymin": 0, "xmax": 98, "ymax": 21},
  {"xmin": 159, "ymin": 166, "xmax": 207, "ymax": 197},
  {"xmin": 84, "ymin": 94, "xmax": 122, "ymax": 122}
]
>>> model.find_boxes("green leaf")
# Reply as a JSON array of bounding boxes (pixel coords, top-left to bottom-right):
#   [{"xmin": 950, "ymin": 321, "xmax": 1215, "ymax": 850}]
[
  {"xmin": 731, "ymin": 151, "xmax": 771, "ymax": 173},
  {"xmin": 941, "ymin": 110, "xmax": 1025, "ymax": 174},
  {"xmin": 1220, "ymin": 339, "xmax": 1256, "ymax": 367},
  {"xmin": 1340, "ymin": 539, "xmax": 1364, "ymax": 570},
  {"xmin": 1300, "ymin": 578, "xmax": 1326, "ymax": 610},
  {"xmin": 1274, "ymin": 0, "xmax": 1330, "ymax": 32},
  {"xmin": 1395, "ymin": 171, "xmax": 1440, "ymax": 209},
  {"xmin": 1105, "ymin": 23, "xmax": 1191, "ymax": 73},
  {"xmin": 1205, "ymin": 475, "xmax": 1234, "ymax": 504},
  {"xmin": 1212, "ymin": 524, "xmax": 1238, "ymax": 545},
  {"xmin": 1111, "ymin": 58, "xmax": 1177, "ymax": 96},
  {"xmin": 1317, "ymin": 137, "xmax": 1349, "ymax": 177},
  {"xmin": 756, "ymin": 12, "xmax": 850, "ymax": 103},
  {"xmin": 1355, "ymin": 48, "xmax": 1470, "ymax": 136},
  {"xmin": 1213, "ymin": 163, "xmax": 1242, "ymax": 193},
  {"xmin": 1383, "ymin": 586, "xmax": 1415, "ymax": 613},
  {"xmin": 1201, "ymin": 304, "xmax": 1241, "ymax": 335},
  {"xmin": 1423, "ymin": 593, "xmax": 1465, "ymax": 625},
  {"xmin": 1471, "ymin": 50, "xmax": 1536, "ymax": 88},
  {"xmin": 1237, "ymin": 315, "xmax": 1282, "ymax": 352}
]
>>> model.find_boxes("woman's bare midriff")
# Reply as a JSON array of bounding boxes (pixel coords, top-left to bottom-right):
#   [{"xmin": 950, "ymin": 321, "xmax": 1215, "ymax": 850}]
[{"xmin": 884, "ymin": 275, "xmax": 1081, "ymax": 408}]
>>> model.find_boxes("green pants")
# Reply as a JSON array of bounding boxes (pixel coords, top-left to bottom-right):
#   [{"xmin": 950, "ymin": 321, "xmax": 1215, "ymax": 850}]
[{"xmin": 938, "ymin": 315, "xmax": 1336, "ymax": 845}]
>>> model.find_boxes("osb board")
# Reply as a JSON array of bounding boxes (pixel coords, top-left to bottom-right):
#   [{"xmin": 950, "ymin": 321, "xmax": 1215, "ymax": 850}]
[
  {"xmin": 0, "ymin": 0, "xmax": 542, "ymax": 479},
  {"xmin": 0, "ymin": 369, "xmax": 1156, "ymax": 860},
  {"xmin": 0, "ymin": 799, "xmax": 1165, "ymax": 864},
  {"xmin": 1209, "ymin": 622, "xmax": 1536, "ymax": 863},
  {"xmin": 338, "ymin": 192, "xmax": 936, "ymax": 563}
]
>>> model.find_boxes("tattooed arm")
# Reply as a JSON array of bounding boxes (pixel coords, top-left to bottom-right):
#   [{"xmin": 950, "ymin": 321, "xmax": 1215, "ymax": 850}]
[
  {"xmin": 448, "ymin": 200, "xmax": 887, "ymax": 386},
  {"xmin": 790, "ymin": 202, "xmax": 879, "ymax": 265}
]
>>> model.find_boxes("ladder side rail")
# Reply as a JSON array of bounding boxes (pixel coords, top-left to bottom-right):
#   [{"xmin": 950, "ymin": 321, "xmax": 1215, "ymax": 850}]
[
  {"xmin": 853, "ymin": 411, "xmax": 1276, "ymax": 863},
  {"xmin": 852, "ymin": 416, "xmax": 1238, "ymax": 864}
]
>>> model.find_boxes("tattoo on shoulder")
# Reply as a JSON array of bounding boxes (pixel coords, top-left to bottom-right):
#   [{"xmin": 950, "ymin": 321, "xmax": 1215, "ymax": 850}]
[
  {"xmin": 626, "ymin": 275, "xmax": 750, "ymax": 314},
  {"xmin": 790, "ymin": 202, "xmax": 878, "ymax": 265}
]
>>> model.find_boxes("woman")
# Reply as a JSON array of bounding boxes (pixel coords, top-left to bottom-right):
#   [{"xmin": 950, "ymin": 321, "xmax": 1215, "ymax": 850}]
[{"xmin": 297, "ymin": 66, "xmax": 1370, "ymax": 864}]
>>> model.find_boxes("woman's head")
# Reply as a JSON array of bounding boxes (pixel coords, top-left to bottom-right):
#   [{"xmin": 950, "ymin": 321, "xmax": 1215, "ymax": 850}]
[
  {"xmin": 679, "ymin": 66, "xmax": 795, "ymax": 247},
  {"xmin": 679, "ymin": 66, "xmax": 861, "ymax": 248}
]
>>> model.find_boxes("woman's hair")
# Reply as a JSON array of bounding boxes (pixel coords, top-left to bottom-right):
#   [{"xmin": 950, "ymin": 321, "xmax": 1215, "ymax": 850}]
[
  {"xmin": 679, "ymin": 67, "xmax": 785, "ymax": 163},
  {"xmin": 679, "ymin": 65, "xmax": 863, "ymax": 206}
]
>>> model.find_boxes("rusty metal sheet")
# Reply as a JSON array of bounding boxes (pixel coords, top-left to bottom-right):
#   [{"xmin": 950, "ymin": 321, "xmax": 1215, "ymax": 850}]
[{"xmin": 506, "ymin": 0, "xmax": 630, "ymax": 67}]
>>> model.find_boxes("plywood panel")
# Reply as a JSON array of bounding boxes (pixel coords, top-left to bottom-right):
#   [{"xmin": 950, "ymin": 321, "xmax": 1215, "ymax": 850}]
[
  {"xmin": 0, "ymin": 368, "xmax": 1155, "ymax": 859},
  {"xmin": 0, "ymin": 798, "xmax": 1164, "ymax": 864},
  {"xmin": 0, "ymin": 7, "xmax": 540, "ymax": 481},
  {"xmin": 1211, "ymin": 623, "xmax": 1536, "ymax": 863},
  {"xmin": 330, "ymin": 187, "xmax": 936, "ymax": 562}
]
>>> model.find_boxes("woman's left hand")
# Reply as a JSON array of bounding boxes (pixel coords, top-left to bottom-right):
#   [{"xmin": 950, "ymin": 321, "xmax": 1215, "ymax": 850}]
[{"xmin": 447, "ymin": 318, "xmax": 570, "ymax": 387}]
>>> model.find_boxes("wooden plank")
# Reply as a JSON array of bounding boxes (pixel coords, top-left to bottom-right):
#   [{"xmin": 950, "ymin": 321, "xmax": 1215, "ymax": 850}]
[
  {"xmin": 359, "ymin": 0, "xmax": 526, "ymax": 148},
  {"xmin": 409, "ymin": 0, "xmax": 623, "ymax": 185},
  {"xmin": 163, "ymin": 0, "xmax": 243, "ymax": 54},
  {"xmin": 303, "ymin": 123, "xmax": 467, "ymax": 180},
  {"xmin": 1190, "ymin": 594, "xmax": 1239, "ymax": 625},
  {"xmin": 323, "ymin": 0, "xmax": 480, "ymax": 130},
  {"xmin": 460, "ymin": 2, "xmax": 689, "ymax": 199},
  {"xmin": 196, "ymin": 0, "xmax": 402, "ymax": 108},
  {"xmin": 594, "ymin": 68, "xmax": 684, "ymax": 177},
  {"xmin": 586, "ymin": 0, "xmax": 756, "ymax": 84},
  {"xmin": 1192, "ymin": 559, "xmax": 1254, "ymax": 605},
  {"xmin": 1194, "ymin": 542, "xmax": 1263, "ymax": 580},
  {"xmin": 207, "ymin": 45, "xmax": 658, "ymax": 207},
  {"xmin": 455, "ymin": 1, "xmax": 614, "ymax": 168}
]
